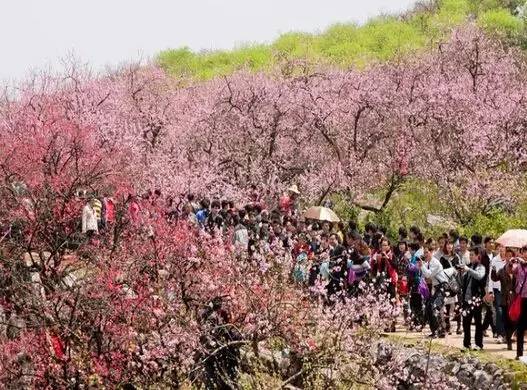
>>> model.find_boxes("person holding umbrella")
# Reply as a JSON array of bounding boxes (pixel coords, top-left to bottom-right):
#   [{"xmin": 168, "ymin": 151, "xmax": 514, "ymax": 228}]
[{"xmin": 303, "ymin": 205, "xmax": 340, "ymax": 224}]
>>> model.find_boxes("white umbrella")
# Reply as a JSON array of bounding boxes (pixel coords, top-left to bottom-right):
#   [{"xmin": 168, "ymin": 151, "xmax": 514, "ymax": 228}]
[
  {"xmin": 303, "ymin": 206, "xmax": 340, "ymax": 223},
  {"xmin": 496, "ymin": 229, "xmax": 527, "ymax": 248}
]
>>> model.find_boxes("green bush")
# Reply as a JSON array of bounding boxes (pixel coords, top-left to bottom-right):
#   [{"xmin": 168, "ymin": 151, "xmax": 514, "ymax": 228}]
[
  {"xmin": 157, "ymin": 0, "xmax": 525, "ymax": 80},
  {"xmin": 478, "ymin": 8, "xmax": 524, "ymax": 38},
  {"xmin": 157, "ymin": 0, "xmax": 523, "ymax": 80},
  {"xmin": 332, "ymin": 177, "xmax": 527, "ymax": 242}
]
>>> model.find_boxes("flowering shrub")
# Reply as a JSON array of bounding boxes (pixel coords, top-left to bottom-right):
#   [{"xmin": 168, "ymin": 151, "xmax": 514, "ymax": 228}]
[{"xmin": 0, "ymin": 24, "xmax": 522, "ymax": 388}]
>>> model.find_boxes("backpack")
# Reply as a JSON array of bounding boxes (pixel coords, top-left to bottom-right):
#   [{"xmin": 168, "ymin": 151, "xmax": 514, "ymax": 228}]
[{"xmin": 443, "ymin": 267, "xmax": 459, "ymax": 295}]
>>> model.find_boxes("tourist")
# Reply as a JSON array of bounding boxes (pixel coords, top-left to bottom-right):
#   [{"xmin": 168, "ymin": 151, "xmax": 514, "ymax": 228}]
[
  {"xmin": 457, "ymin": 236, "xmax": 470, "ymax": 266},
  {"xmin": 232, "ymin": 215, "xmax": 249, "ymax": 252},
  {"xmin": 408, "ymin": 242, "xmax": 424, "ymax": 331},
  {"xmin": 491, "ymin": 247, "xmax": 515, "ymax": 350},
  {"xmin": 481, "ymin": 236, "xmax": 497, "ymax": 339},
  {"xmin": 81, "ymin": 197, "xmax": 98, "ymax": 238},
  {"xmin": 371, "ymin": 238, "xmax": 397, "ymax": 332},
  {"xmin": 460, "ymin": 247, "xmax": 486, "ymax": 351},
  {"xmin": 326, "ymin": 233, "xmax": 347, "ymax": 302},
  {"xmin": 439, "ymin": 240, "xmax": 461, "ymax": 335},
  {"xmin": 195, "ymin": 199, "xmax": 210, "ymax": 227},
  {"xmin": 408, "ymin": 225, "xmax": 421, "ymax": 244},
  {"xmin": 433, "ymin": 234, "xmax": 447, "ymax": 261},
  {"xmin": 449, "ymin": 229, "xmax": 460, "ymax": 250},
  {"xmin": 394, "ymin": 240, "xmax": 411, "ymax": 324},
  {"xmin": 419, "ymin": 243, "xmax": 448, "ymax": 338},
  {"xmin": 489, "ymin": 243, "xmax": 506, "ymax": 343},
  {"xmin": 346, "ymin": 232, "xmax": 371, "ymax": 296},
  {"xmin": 513, "ymin": 246, "xmax": 527, "ymax": 359},
  {"xmin": 363, "ymin": 222, "xmax": 376, "ymax": 247},
  {"xmin": 398, "ymin": 226, "xmax": 408, "ymax": 242},
  {"xmin": 279, "ymin": 184, "xmax": 300, "ymax": 216}
]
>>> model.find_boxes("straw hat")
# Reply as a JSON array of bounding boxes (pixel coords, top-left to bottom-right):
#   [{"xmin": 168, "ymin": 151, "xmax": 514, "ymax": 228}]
[{"xmin": 287, "ymin": 184, "xmax": 300, "ymax": 195}]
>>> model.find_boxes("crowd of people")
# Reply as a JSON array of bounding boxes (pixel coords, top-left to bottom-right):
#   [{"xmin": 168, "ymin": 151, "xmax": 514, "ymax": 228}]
[{"xmin": 80, "ymin": 185, "xmax": 527, "ymax": 360}]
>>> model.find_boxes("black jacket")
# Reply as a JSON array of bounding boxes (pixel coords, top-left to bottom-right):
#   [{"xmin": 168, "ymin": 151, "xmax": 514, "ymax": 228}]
[{"xmin": 461, "ymin": 263, "xmax": 486, "ymax": 301}]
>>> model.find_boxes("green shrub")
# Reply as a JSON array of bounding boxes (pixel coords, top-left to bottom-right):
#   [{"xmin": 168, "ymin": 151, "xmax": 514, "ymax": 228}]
[
  {"xmin": 478, "ymin": 8, "xmax": 524, "ymax": 38},
  {"xmin": 158, "ymin": 0, "xmax": 525, "ymax": 80},
  {"xmin": 332, "ymin": 177, "xmax": 527, "ymax": 241}
]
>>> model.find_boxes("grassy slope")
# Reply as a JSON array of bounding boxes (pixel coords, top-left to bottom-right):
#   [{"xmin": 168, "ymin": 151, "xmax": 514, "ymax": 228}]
[{"xmin": 157, "ymin": 0, "xmax": 525, "ymax": 80}]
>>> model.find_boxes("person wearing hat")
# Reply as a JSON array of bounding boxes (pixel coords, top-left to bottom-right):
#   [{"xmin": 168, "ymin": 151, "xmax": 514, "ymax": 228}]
[{"xmin": 279, "ymin": 184, "xmax": 300, "ymax": 216}]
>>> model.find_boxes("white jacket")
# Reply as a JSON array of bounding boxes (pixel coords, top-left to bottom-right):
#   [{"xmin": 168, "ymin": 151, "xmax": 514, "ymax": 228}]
[
  {"xmin": 422, "ymin": 257, "xmax": 449, "ymax": 286},
  {"xmin": 82, "ymin": 204, "xmax": 98, "ymax": 233},
  {"xmin": 232, "ymin": 224, "xmax": 249, "ymax": 250}
]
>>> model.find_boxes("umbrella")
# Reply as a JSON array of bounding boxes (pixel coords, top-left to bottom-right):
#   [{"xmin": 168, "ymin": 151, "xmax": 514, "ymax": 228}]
[
  {"xmin": 496, "ymin": 229, "xmax": 527, "ymax": 248},
  {"xmin": 303, "ymin": 206, "xmax": 340, "ymax": 222}
]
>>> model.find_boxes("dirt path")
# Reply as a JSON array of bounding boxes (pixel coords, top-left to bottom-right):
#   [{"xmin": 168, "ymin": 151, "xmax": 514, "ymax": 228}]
[{"xmin": 394, "ymin": 325, "xmax": 517, "ymax": 360}]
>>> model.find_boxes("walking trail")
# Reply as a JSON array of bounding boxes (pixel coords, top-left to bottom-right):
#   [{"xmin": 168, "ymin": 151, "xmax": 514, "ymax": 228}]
[{"xmin": 395, "ymin": 326, "xmax": 517, "ymax": 360}]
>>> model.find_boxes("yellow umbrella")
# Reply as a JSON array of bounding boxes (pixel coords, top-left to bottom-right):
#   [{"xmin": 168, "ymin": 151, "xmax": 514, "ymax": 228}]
[{"xmin": 303, "ymin": 206, "xmax": 340, "ymax": 223}]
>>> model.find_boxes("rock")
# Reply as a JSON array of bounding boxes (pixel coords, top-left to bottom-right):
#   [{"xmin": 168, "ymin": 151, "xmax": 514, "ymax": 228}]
[
  {"xmin": 272, "ymin": 349, "xmax": 291, "ymax": 374},
  {"xmin": 486, "ymin": 363, "xmax": 499, "ymax": 373},
  {"xmin": 493, "ymin": 369, "xmax": 503, "ymax": 378},
  {"xmin": 376, "ymin": 342, "xmax": 393, "ymax": 364},
  {"xmin": 449, "ymin": 362, "xmax": 461, "ymax": 375},
  {"xmin": 258, "ymin": 346, "xmax": 274, "ymax": 371},
  {"xmin": 493, "ymin": 377, "xmax": 506, "ymax": 389},
  {"xmin": 460, "ymin": 363, "xmax": 474, "ymax": 373},
  {"xmin": 456, "ymin": 368, "xmax": 474, "ymax": 387},
  {"xmin": 473, "ymin": 370, "xmax": 493, "ymax": 389},
  {"xmin": 503, "ymin": 372, "xmax": 515, "ymax": 383},
  {"xmin": 492, "ymin": 376, "xmax": 506, "ymax": 389},
  {"xmin": 319, "ymin": 367, "xmax": 339, "ymax": 382}
]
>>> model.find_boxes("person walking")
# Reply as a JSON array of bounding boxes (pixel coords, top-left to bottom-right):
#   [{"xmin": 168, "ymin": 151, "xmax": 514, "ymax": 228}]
[
  {"xmin": 326, "ymin": 233, "xmax": 347, "ymax": 303},
  {"xmin": 371, "ymin": 238, "xmax": 397, "ymax": 332},
  {"xmin": 408, "ymin": 242, "xmax": 425, "ymax": 331},
  {"xmin": 491, "ymin": 247, "xmax": 516, "ymax": 350},
  {"xmin": 439, "ymin": 240, "xmax": 461, "ymax": 335},
  {"xmin": 489, "ymin": 244, "xmax": 506, "ymax": 343},
  {"xmin": 81, "ymin": 197, "xmax": 99, "ymax": 238},
  {"xmin": 460, "ymin": 247, "xmax": 486, "ymax": 351},
  {"xmin": 513, "ymin": 246, "xmax": 527, "ymax": 359},
  {"xmin": 481, "ymin": 237, "xmax": 497, "ymax": 338},
  {"xmin": 232, "ymin": 215, "xmax": 249, "ymax": 253},
  {"xmin": 418, "ymin": 244, "xmax": 448, "ymax": 338},
  {"xmin": 457, "ymin": 236, "xmax": 471, "ymax": 266}
]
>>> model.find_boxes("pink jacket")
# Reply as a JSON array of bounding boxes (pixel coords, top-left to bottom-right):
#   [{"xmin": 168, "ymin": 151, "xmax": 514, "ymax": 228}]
[
  {"xmin": 128, "ymin": 201, "xmax": 140, "ymax": 223},
  {"xmin": 104, "ymin": 198, "xmax": 116, "ymax": 223}
]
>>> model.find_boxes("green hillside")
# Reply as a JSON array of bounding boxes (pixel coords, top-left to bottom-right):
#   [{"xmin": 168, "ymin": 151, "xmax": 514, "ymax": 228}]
[{"xmin": 157, "ymin": 0, "xmax": 526, "ymax": 80}]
